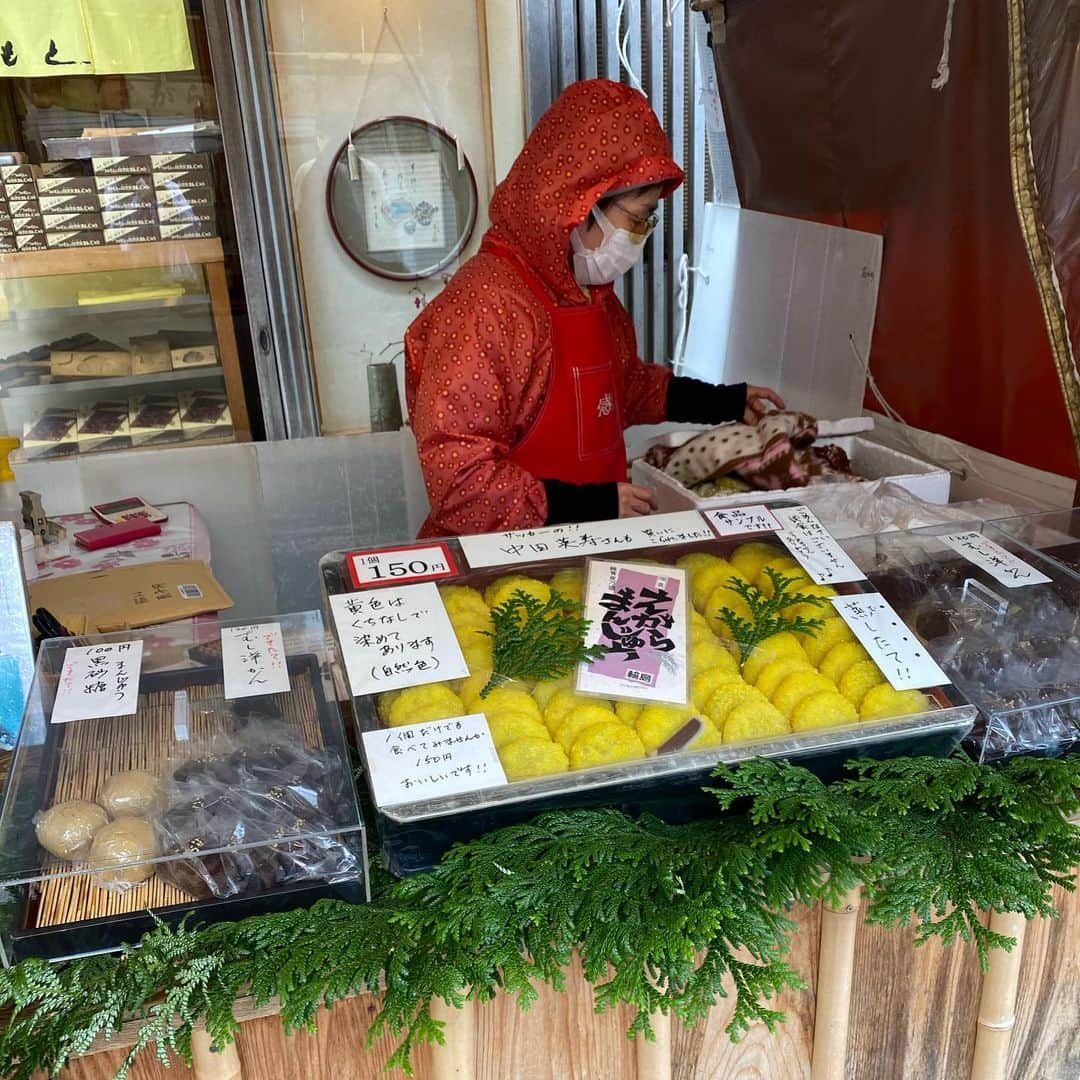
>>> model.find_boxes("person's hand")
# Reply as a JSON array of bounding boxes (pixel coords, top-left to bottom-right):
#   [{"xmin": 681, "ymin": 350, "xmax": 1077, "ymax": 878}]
[
  {"xmin": 744, "ymin": 385, "xmax": 786, "ymax": 424},
  {"xmin": 617, "ymin": 483, "xmax": 657, "ymax": 518}
]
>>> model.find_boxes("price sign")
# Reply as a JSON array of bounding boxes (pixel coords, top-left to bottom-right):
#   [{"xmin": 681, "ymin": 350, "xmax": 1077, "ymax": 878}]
[
  {"xmin": 52, "ymin": 641, "xmax": 143, "ymax": 724},
  {"xmin": 460, "ymin": 511, "xmax": 714, "ymax": 569},
  {"xmin": 362, "ymin": 714, "xmax": 507, "ymax": 807},
  {"xmin": 831, "ymin": 593, "xmax": 948, "ymax": 691},
  {"xmin": 328, "ymin": 582, "xmax": 468, "ymax": 697},
  {"xmin": 346, "ymin": 542, "xmax": 457, "ymax": 589},
  {"xmin": 771, "ymin": 506, "xmax": 866, "ymax": 586},
  {"xmin": 937, "ymin": 531, "xmax": 1052, "ymax": 589},
  {"xmin": 703, "ymin": 505, "xmax": 781, "ymax": 538},
  {"xmin": 221, "ymin": 623, "xmax": 291, "ymax": 699},
  {"xmin": 577, "ymin": 561, "xmax": 689, "ymax": 704}
]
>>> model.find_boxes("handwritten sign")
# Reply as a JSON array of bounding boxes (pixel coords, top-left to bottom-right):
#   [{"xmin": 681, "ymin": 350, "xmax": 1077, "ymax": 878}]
[
  {"xmin": 0, "ymin": 2, "xmax": 193, "ymax": 79},
  {"xmin": 937, "ymin": 531, "xmax": 1052, "ymax": 589},
  {"xmin": 221, "ymin": 623, "xmax": 290, "ymax": 700},
  {"xmin": 771, "ymin": 506, "xmax": 866, "ymax": 586},
  {"xmin": 460, "ymin": 511, "xmax": 715, "ymax": 570},
  {"xmin": 704, "ymin": 505, "xmax": 781, "ymax": 538},
  {"xmin": 52, "ymin": 641, "xmax": 143, "ymax": 724},
  {"xmin": 329, "ymin": 582, "xmax": 468, "ymax": 697},
  {"xmin": 361, "ymin": 714, "xmax": 506, "ymax": 807},
  {"xmin": 578, "ymin": 561, "xmax": 689, "ymax": 704},
  {"xmin": 831, "ymin": 594, "xmax": 948, "ymax": 691},
  {"xmin": 346, "ymin": 542, "xmax": 456, "ymax": 590}
]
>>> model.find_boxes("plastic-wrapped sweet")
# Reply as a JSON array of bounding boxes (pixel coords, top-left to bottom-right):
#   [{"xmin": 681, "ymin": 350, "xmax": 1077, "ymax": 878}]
[
  {"xmin": 89, "ymin": 818, "xmax": 158, "ymax": 891},
  {"xmin": 35, "ymin": 800, "xmax": 109, "ymax": 861}
]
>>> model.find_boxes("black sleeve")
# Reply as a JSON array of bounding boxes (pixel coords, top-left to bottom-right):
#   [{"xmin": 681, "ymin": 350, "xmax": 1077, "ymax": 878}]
[
  {"xmin": 543, "ymin": 479, "xmax": 620, "ymax": 525},
  {"xmin": 666, "ymin": 376, "xmax": 748, "ymax": 425}
]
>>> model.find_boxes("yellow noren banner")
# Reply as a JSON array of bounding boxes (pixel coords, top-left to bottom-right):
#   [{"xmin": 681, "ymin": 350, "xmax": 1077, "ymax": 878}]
[{"xmin": 0, "ymin": 1, "xmax": 193, "ymax": 78}]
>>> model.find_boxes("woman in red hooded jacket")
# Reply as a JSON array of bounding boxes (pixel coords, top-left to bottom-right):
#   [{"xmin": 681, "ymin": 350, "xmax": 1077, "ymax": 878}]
[{"xmin": 405, "ymin": 79, "xmax": 781, "ymax": 538}]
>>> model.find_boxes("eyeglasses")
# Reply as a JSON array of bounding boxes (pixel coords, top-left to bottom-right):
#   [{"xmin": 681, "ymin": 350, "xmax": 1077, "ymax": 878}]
[{"xmin": 611, "ymin": 200, "xmax": 659, "ymax": 237}]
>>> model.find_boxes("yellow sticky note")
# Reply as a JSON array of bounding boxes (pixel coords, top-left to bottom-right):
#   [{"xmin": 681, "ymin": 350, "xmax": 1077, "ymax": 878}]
[
  {"xmin": 0, "ymin": 7, "xmax": 93, "ymax": 78},
  {"xmin": 82, "ymin": 0, "xmax": 193, "ymax": 75}
]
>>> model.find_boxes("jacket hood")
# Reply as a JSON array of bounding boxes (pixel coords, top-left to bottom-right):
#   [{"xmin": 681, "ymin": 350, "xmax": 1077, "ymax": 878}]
[{"xmin": 487, "ymin": 79, "xmax": 684, "ymax": 302}]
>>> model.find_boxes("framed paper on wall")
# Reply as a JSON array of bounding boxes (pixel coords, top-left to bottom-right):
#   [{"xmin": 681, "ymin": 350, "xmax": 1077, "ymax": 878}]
[{"xmin": 327, "ymin": 116, "xmax": 478, "ymax": 280}]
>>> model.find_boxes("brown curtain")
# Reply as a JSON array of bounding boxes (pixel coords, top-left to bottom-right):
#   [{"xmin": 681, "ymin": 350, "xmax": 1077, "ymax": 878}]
[{"xmin": 710, "ymin": 0, "xmax": 1078, "ymax": 479}]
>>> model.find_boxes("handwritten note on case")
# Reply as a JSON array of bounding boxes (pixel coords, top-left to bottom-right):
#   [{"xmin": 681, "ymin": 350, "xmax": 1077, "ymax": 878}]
[
  {"xmin": 772, "ymin": 506, "xmax": 866, "ymax": 586},
  {"xmin": 703, "ymin": 505, "xmax": 782, "ymax": 538},
  {"xmin": 937, "ymin": 531, "xmax": 1052, "ymax": 589},
  {"xmin": 459, "ymin": 511, "xmax": 714, "ymax": 569},
  {"xmin": 52, "ymin": 641, "xmax": 143, "ymax": 724},
  {"xmin": 221, "ymin": 623, "xmax": 291, "ymax": 700},
  {"xmin": 831, "ymin": 593, "xmax": 948, "ymax": 691},
  {"xmin": 329, "ymin": 582, "xmax": 468, "ymax": 697},
  {"xmin": 361, "ymin": 714, "xmax": 507, "ymax": 807}
]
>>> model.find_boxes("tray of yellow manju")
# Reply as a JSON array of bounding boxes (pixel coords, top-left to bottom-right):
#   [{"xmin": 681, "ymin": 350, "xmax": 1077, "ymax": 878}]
[{"xmin": 321, "ymin": 519, "xmax": 976, "ymax": 873}]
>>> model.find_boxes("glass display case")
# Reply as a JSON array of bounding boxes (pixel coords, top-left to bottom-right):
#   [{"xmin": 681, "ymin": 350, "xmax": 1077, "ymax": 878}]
[
  {"xmin": 0, "ymin": 610, "xmax": 367, "ymax": 966},
  {"xmin": 321, "ymin": 512, "xmax": 975, "ymax": 873},
  {"xmin": 0, "ymin": 520, "xmax": 33, "ymax": 750},
  {"xmin": 986, "ymin": 509, "xmax": 1080, "ymax": 580},
  {"xmin": 841, "ymin": 523, "xmax": 1080, "ymax": 763}
]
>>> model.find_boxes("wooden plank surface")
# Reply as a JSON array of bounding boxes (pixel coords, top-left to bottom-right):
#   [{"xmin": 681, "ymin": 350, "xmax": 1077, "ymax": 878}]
[
  {"xmin": 45, "ymin": 886, "xmax": 1080, "ymax": 1079},
  {"xmin": 0, "ymin": 239, "xmax": 225, "ymax": 280}
]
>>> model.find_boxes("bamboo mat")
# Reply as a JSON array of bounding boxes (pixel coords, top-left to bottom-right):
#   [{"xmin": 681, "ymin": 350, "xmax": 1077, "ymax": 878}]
[{"xmin": 32, "ymin": 670, "xmax": 323, "ymax": 930}]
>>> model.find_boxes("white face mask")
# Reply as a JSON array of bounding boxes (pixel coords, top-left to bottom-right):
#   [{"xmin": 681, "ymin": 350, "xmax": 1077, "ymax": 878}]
[{"xmin": 570, "ymin": 206, "xmax": 649, "ymax": 286}]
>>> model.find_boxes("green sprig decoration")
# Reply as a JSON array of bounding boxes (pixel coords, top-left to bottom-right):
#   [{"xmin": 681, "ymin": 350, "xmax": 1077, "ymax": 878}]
[
  {"xmin": 0, "ymin": 755, "xmax": 1078, "ymax": 1079},
  {"xmin": 479, "ymin": 588, "xmax": 605, "ymax": 696},
  {"xmin": 717, "ymin": 569, "xmax": 828, "ymax": 663}
]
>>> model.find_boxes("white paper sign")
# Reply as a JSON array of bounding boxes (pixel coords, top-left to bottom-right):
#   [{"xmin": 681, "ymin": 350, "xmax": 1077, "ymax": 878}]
[
  {"xmin": 329, "ymin": 582, "xmax": 468, "ymax": 697},
  {"xmin": 52, "ymin": 641, "xmax": 143, "ymax": 724},
  {"xmin": 361, "ymin": 714, "xmax": 507, "ymax": 806},
  {"xmin": 460, "ymin": 511, "xmax": 715, "ymax": 569},
  {"xmin": 704, "ymin": 505, "xmax": 782, "ymax": 538},
  {"xmin": 577, "ymin": 561, "xmax": 689, "ymax": 704},
  {"xmin": 346, "ymin": 542, "xmax": 455, "ymax": 588},
  {"xmin": 831, "ymin": 594, "xmax": 948, "ymax": 691},
  {"xmin": 221, "ymin": 623, "xmax": 291, "ymax": 700},
  {"xmin": 937, "ymin": 531, "xmax": 1052, "ymax": 589},
  {"xmin": 772, "ymin": 506, "xmax": 866, "ymax": 586}
]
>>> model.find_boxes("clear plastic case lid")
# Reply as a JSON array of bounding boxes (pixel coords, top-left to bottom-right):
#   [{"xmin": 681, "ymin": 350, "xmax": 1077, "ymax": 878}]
[
  {"xmin": 321, "ymin": 512, "xmax": 975, "ymax": 821},
  {"xmin": 985, "ymin": 509, "xmax": 1080, "ymax": 581},
  {"xmin": 0, "ymin": 611, "xmax": 365, "ymax": 891},
  {"xmin": 841, "ymin": 523, "xmax": 1080, "ymax": 762}
]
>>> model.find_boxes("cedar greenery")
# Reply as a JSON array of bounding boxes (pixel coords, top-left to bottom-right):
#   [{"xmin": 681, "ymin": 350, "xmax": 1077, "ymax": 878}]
[
  {"xmin": 479, "ymin": 588, "xmax": 605, "ymax": 697},
  {"xmin": 1, "ymin": 755, "xmax": 1078, "ymax": 1080},
  {"xmin": 717, "ymin": 569, "xmax": 828, "ymax": 663}
]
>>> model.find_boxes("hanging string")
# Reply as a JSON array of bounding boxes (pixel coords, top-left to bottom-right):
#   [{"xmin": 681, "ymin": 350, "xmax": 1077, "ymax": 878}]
[
  {"xmin": 931, "ymin": 0, "xmax": 957, "ymax": 90},
  {"xmin": 673, "ymin": 252, "xmax": 711, "ymax": 374},
  {"xmin": 616, "ymin": 0, "xmax": 646, "ymax": 95}
]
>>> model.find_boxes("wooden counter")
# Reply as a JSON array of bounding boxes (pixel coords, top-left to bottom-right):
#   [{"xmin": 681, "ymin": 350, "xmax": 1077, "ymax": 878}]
[{"xmin": 52, "ymin": 880, "xmax": 1080, "ymax": 1080}]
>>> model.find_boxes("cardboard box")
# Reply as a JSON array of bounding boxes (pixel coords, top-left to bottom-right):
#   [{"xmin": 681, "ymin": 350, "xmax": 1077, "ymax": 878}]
[
  {"xmin": 22, "ymin": 408, "xmax": 78, "ymax": 459},
  {"xmin": 155, "ymin": 183, "xmax": 213, "ymax": 209},
  {"xmin": 7, "ymin": 198, "xmax": 41, "ymax": 219},
  {"xmin": 50, "ymin": 342, "xmax": 131, "ymax": 379},
  {"xmin": 159, "ymin": 220, "xmax": 215, "ymax": 241},
  {"xmin": 27, "ymin": 559, "xmax": 234, "ymax": 633},
  {"xmin": 2, "ymin": 181, "xmax": 36, "ymax": 202},
  {"xmin": 76, "ymin": 399, "xmax": 132, "ymax": 453},
  {"xmin": 128, "ymin": 393, "xmax": 183, "ymax": 446},
  {"xmin": 101, "ymin": 206, "xmax": 157, "ymax": 228},
  {"xmin": 46, "ymin": 230, "xmax": 105, "ymax": 250},
  {"xmin": 13, "ymin": 214, "xmax": 45, "ymax": 234},
  {"xmin": 98, "ymin": 188, "xmax": 155, "ymax": 211},
  {"xmin": 150, "ymin": 152, "xmax": 210, "ymax": 173},
  {"xmin": 14, "ymin": 232, "xmax": 47, "ymax": 252},
  {"xmin": 179, "ymin": 390, "xmax": 232, "ymax": 441},
  {"xmin": 0, "ymin": 163, "xmax": 36, "ymax": 183},
  {"xmin": 152, "ymin": 169, "xmax": 210, "ymax": 190},
  {"xmin": 38, "ymin": 192, "xmax": 100, "ymax": 214},
  {"xmin": 156, "ymin": 202, "xmax": 215, "ymax": 227},
  {"xmin": 0, "ymin": 234, "xmax": 15, "ymax": 254},
  {"xmin": 129, "ymin": 334, "xmax": 172, "ymax": 376},
  {"xmin": 39, "ymin": 160, "xmax": 91, "ymax": 178},
  {"xmin": 170, "ymin": 342, "xmax": 219, "ymax": 369},
  {"xmin": 36, "ymin": 176, "xmax": 97, "ymax": 196},
  {"xmin": 94, "ymin": 174, "xmax": 154, "ymax": 195},
  {"xmin": 43, "ymin": 211, "xmax": 104, "ymax": 232},
  {"xmin": 91, "ymin": 155, "xmax": 152, "ymax": 176},
  {"xmin": 103, "ymin": 223, "xmax": 159, "ymax": 245}
]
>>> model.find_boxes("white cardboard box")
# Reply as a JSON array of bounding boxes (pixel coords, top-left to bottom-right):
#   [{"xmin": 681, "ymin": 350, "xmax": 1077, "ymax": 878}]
[{"xmin": 631, "ymin": 434, "xmax": 951, "ymax": 514}]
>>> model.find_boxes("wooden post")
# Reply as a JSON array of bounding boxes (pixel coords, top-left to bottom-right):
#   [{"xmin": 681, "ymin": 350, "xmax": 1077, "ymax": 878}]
[
  {"xmin": 810, "ymin": 882, "xmax": 863, "ymax": 1080},
  {"xmin": 190, "ymin": 1026, "xmax": 242, "ymax": 1080},
  {"xmin": 429, "ymin": 995, "xmax": 477, "ymax": 1080},
  {"xmin": 970, "ymin": 911, "xmax": 1028, "ymax": 1080},
  {"xmin": 204, "ymin": 258, "xmax": 252, "ymax": 442},
  {"xmin": 636, "ymin": 1010, "xmax": 672, "ymax": 1080}
]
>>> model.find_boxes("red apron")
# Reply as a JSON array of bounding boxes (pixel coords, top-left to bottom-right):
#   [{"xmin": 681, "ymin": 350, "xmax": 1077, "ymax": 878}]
[{"xmin": 485, "ymin": 236, "xmax": 628, "ymax": 485}]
